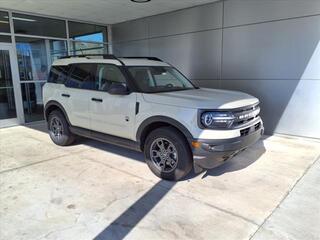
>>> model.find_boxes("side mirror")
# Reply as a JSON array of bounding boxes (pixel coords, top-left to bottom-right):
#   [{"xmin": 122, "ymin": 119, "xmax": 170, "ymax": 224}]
[{"xmin": 108, "ymin": 83, "xmax": 129, "ymax": 95}]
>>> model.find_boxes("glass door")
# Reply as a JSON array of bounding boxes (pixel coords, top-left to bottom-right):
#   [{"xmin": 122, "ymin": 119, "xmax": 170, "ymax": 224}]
[{"xmin": 0, "ymin": 43, "xmax": 23, "ymax": 127}]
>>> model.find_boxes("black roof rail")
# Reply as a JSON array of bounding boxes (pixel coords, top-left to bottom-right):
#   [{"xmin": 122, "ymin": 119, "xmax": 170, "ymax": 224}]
[
  {"xmin": 58, "ymin": 54, "xmax": 126, "ymax": 65},
  {"xmin": 120, "ymin": 56, "xmax": 163, "ymax": 62},
  {"xmin": 59, "ymin": 54, "xmax": 118, "ymax": 60}
]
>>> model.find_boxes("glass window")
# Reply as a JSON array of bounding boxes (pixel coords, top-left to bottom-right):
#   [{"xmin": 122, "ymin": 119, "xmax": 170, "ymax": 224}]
[
  {"xmin": 128, "ymin": 66, "xmax": 195, "ymax": 93},
  {"xmin": 70, "ymin": 41, "xmax": 108, "ymax": 56},
  {"xmin": 0, "ymin": 88, "xmax": 17, "ymax": 120},
  {"xmin": 13, "ymin": 13, "xmax": 66, "ymax": 38},
  {"xmin": 66, "ymin": 64, "xmax": 96, "ymax": 89},
  {"xmin": 69, "ymin": 21, "xmax": 107, "ymax": 42},
  {"xmin": 48, "ymin": 65, "xmax": 70, "ymax": 84},
  {"xmin": 96, "ymin": 64, "xmax": 126, "ymax": 91},
  {"xmin": 0, "ymin": 11, "xmax": 10, "ymax": 33},
  {"xmin": 0, "ymin": 49, "xmax": 17, "ymax": 120},
  {"xmin": 0, "ymin": 35, "xmax": 11, "ymax": 43},
  {"xmin": 21, "ymin": 82, "xmax": 45, "ymax": 122},
  {"xmin": 16, "ymin": 37, "xmax": 68, "ymax": 81}
]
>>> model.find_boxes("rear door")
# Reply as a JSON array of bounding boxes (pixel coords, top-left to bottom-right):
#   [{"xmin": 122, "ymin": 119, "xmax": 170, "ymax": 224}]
[
  {"xmin": 62, "ymin": 63, "xmax": 96, "ymax": 129},
  {"xmin": 89, "ymin": 64, "xmax": 137, "ymax": 140}
]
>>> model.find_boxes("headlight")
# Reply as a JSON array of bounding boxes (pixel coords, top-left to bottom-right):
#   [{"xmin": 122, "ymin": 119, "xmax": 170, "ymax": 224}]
[{"xmin": 201, "ymin": 112, "xmax": 235, "ymax": 129}]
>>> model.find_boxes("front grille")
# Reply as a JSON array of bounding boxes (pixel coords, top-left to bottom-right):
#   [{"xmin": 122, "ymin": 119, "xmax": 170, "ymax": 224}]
[
  {"xmin": 240, "ymin": 127, "xmax": 250, "ymax": 136},
  {"xmin": 232, "ymin": 104, "xmax": 260, "ymax": 128},
  {"xmin": 254, "ymin": 122, "xmax": 261, "ymax": 131}
]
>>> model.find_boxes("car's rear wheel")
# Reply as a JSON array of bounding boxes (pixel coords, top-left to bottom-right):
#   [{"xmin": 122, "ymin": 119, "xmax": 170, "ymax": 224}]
[
  {"xmin": 48, "ymin": 110, "xmax": 75, "ymax": 146},
  {"xmin": 144, "ymin": 127, "xmax": 192, "ymax": 181}
]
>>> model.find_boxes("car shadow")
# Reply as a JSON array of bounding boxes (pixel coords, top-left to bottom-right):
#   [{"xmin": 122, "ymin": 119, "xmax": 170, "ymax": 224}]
[{"xmin": 25, "ymin": 122, "xmax": 267, "ymax": 240}]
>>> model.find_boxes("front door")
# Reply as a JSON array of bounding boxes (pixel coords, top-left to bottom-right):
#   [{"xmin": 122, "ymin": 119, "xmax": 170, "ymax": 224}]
[
  {"xmin": 89, "ymin": 64, "xmax": 137, "ymax": 140},
  {"xmin": 0, "ymin": 44, "xmax": 23, "ymax": 127}
]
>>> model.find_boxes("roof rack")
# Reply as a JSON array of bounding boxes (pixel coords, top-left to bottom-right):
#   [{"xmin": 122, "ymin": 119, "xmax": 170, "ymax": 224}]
[
  {"xmin": 121, "ymin": 56, "xmax": 163, "ymax": 62},
  {"xmin": 59, "ymin": 54, "xmax": 118, "ymax": 60},
  {"xmin": 58, "ymin": 54, "xmax": 163, "ymax": 65}
]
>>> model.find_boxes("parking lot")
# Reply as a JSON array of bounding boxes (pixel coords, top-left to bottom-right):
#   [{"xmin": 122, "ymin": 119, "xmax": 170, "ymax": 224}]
[{"xmin": 0, "ymin": 123, "xmax": 319, "ymax": 240}]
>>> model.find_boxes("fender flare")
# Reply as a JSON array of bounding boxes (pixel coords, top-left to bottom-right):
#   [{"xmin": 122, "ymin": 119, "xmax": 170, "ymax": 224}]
[
  {"xmin": 44, "ymin": 100, "xmax": 70, "ymax": 124},
  {"xmin": 136, "ymin": 116, "xmax": 194, "ymax": 145}
]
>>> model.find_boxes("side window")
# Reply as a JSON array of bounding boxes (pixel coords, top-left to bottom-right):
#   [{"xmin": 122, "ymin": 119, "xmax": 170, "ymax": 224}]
[
  {"xmin": 48, "ymin": 65, "xmax": 70, "ymax": 84},
  {"xmin": 66, "ymin": 64, "xmax": 96, "ymax": 90},
  {"xmin": 96, "ymin": 64, "xmax": 126, "ymax": 91}
]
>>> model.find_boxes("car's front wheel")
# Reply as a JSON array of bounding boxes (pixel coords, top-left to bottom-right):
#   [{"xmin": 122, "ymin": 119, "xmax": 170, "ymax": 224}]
[
  {"xmin": 48, "ymin": 110, "xmax": 75, "ymax": 146},
  {"xmin": 144, "ymin": 127, "xmax": 192, "ymax": 181}
]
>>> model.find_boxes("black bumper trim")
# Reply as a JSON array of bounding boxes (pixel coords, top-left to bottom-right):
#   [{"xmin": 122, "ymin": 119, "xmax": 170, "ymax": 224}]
[{"xmin": 193, "ymin": 127, "xmax": 264, "ymax": 169}]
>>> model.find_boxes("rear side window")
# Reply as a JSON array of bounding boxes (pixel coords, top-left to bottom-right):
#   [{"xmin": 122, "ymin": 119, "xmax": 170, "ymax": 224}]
[
  {"xmin": 65, "ymin": 63, "xmax": 96, "ymax": 90},
  {"xmin": 48, "ymin": 65, "xmax": 70, "ymax": 84}
]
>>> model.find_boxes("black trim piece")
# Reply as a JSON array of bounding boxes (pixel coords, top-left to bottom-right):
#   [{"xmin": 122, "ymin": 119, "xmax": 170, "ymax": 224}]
[
  {"xmin": 91, "ymin": 98, "xmax": 103, "ymax": 102},
  {"xmin": 121, "ymin": 57, "xmax": 163, "ymax": 62},
  {"xmin": 136, "ymin": 116, "xmax": 194, "ymax": 145},
  {"xmin": 135, "ymin": 102, "xmax": 140, "ymax": 115},
  {"xmin": 60, "ymin": 54, "xmax": 118, "ymax": 60},
  {"xmin": 44, "ymin": 101, "xmax": 71, "ymax": 124},
  {"xmin": 61, "ymin": 93, "xmax": 70, "ymax": 98},
  {"xmin": 69, "ymin": 126, "xmax": 141, "ymax": 152}
]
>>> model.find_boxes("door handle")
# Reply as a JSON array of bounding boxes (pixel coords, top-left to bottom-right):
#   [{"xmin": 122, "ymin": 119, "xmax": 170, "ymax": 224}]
[
  {"xmin": 91, "ymin": 98, "xmax": 103, "ymax": 102},
  {"xmin": 61, "ymin": 93, "xmax": 70, "ymax": 98}
]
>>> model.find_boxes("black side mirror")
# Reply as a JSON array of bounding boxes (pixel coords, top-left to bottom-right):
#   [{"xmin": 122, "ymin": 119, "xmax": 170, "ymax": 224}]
[{"xmin": 108, "ymin": 83, "xmax": 129, "ymax": 95}]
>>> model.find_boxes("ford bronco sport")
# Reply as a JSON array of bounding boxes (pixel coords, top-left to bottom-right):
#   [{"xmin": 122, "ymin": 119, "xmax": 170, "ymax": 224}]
[{"xmin": 43, "ymin": 54, "xmax": 263, "ymax": 181}]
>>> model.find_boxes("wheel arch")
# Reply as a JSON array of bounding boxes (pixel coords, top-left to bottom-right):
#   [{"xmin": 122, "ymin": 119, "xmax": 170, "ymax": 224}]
[
  {"xmin": 44, "ymin": 101, "xmax": 70, "ymax": 125},
  {"xmin": 136, "ymin": 116, "xmax": 194, "ymax": 151}
]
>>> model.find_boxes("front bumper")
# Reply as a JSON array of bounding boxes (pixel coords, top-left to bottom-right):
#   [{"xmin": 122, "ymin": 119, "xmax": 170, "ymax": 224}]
[{"xmin": 192, "ymin": 125, "xmax": 264, "ymax": 169}]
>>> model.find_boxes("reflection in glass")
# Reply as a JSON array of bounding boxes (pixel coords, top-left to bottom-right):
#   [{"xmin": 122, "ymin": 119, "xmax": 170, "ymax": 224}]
[
  {"xmin": 0, "ymin": 11, "xmax": 10, "ymax": 33},
  {"xmin": 13, "ymin": 13, "xmax": 66, "ymax": 38},
  {"xmin": 69, "ymin": 21, "xmax": 107, "ymax": 42},
  {"xmin": 0, "ymin": 88, "xmax": 16, "ymax": 120},
  {"xmin": 0, "ymin": 50, "xmax": 13, "ymax": 88},
  {"xmin": 21, "ymin": 82, "xmax": 45, "ymax": 122},
  {"xmin": 0, "ymin": 50, "xmax": 16, "ymax": 120},
  {"xmin": 70, "ymin": 41, "xmax": 108, "ymax": 55},
  {"xmin": 16, "ymin": 37, "xmax": 67, "ymax": 81}
]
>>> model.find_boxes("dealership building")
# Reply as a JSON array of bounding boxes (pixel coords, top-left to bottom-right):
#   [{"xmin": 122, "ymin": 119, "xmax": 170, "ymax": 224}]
[{"xmin": 0, "ymin": 0, "xmax": 319, "ymax": 139}]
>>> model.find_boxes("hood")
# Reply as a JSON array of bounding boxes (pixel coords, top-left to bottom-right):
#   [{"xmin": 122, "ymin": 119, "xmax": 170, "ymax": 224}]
[{"xmin": 142, "ymin": 88, "xmax": 259, "ymax": 109}]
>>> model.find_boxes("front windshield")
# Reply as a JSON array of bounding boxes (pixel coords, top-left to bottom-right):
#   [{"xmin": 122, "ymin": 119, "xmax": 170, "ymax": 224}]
[{"xmin": 128, "ymin": 66, "xmax": 196, "ymax": 93}]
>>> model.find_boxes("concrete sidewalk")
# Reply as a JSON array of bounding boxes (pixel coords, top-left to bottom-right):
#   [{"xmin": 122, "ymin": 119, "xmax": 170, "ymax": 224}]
[{"xmin": 0, "ymin": 124, "xmax": 319, "ymax": 240}]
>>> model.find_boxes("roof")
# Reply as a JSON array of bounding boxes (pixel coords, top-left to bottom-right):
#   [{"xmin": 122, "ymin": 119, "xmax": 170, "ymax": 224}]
[{"xmin": 52, "ymin": 56, "xmax": 170, "ymax": 67}]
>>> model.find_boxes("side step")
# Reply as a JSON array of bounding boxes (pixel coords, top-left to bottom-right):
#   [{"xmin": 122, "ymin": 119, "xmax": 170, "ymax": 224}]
[{"xmin": 70, "ymin": 126, "xmax": 142, "ymax": 152}]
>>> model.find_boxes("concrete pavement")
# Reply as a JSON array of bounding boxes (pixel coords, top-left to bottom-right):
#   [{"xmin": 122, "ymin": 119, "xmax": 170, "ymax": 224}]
[{"xmin": 0, "ymin": 124, "xmax": 319, "ymax": 240}]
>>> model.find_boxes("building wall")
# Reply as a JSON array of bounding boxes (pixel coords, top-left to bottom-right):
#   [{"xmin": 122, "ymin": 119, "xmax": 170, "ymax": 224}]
[{"xmin": 112, "ymin": 0, "xmax": 320, "ymax": 139}]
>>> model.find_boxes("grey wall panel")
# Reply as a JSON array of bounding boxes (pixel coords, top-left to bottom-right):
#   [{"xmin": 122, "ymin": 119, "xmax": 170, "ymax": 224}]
[
  {"xmin": 113, "ymin": 40, "xmax": 149, "ymax": 57},
  {"xmin": 112, "ymin": 18, "xmax": 148, "ymax": 42},
  {"xmin": 222, "ymin": 15, "xmax": 320, "ymax": 80},
  {"xmin": 193, "ymin": 79, "xmax": 221, "ymax": 89},
  {"xmin": 111, "ymin": 1, "xmax": 320, "ymax": 138},
  {"xmin": 224, "ymin": 0, "xmax": 320, "ymax": 27},
  {"xmin": 148, "ymin": 2, "xmax": 222, "ymax": 38},
  {"xmin": 221, "ymin": 79, "xmax": 320, "ymax": 138},
  {"xmin": 149, "ymin": 30, "xmax": 222, "ymax": 79}
]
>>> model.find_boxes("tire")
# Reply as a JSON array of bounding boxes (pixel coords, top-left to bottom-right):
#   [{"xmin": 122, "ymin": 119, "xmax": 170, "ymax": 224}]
[
  {"xmin": 48, "ymin": 110, "xmax": 75, "ymax": 146},
  {"xmin": 144, "ymin": 127, "xmax": 193, "ymax": 181}
]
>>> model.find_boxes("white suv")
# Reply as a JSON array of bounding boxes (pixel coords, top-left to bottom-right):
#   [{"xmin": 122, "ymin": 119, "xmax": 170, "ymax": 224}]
[{"xmin": 43, "ymin": 55, "xmax": 263, "ymax": 181}]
